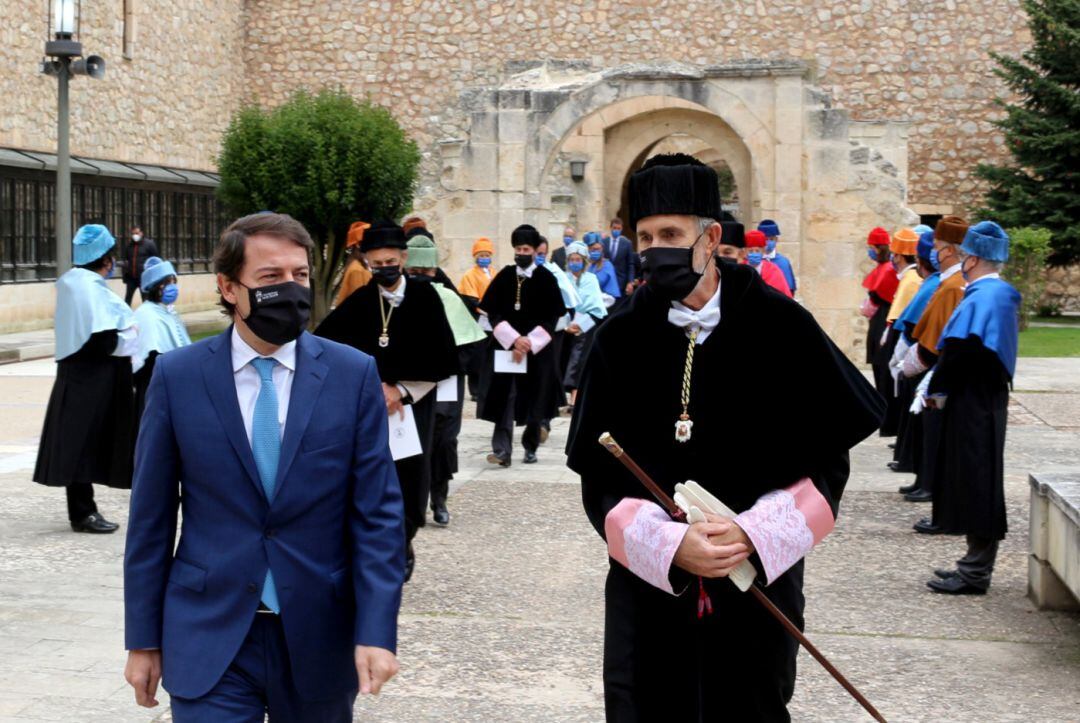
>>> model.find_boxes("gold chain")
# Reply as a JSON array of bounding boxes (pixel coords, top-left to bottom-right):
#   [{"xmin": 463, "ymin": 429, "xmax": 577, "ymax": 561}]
[
  {"xmin": 515, "ymin": 275, "xmax": 525, "ymax": 310},
  {"xmin": 378, "ymin": 292, "xmax": 395, "ymax": 345},
  {"xmin": 680, "ymin": 330, "xmax": 698, "ymax": 419}
]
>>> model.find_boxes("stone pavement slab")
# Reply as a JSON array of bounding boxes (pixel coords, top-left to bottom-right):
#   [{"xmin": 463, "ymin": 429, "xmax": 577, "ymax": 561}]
[{"xmin": 0, "ymin": 355, "xmax": 1077, "ymax": 722}]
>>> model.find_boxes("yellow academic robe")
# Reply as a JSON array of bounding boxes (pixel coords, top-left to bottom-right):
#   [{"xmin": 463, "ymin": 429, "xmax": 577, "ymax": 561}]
[{"xmin": 886, "ymin": 265, "xmax": 923, "ymax": 323}]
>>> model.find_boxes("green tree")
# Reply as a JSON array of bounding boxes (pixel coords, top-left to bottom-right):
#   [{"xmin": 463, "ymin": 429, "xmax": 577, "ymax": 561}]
[
  {"xmin": 975, "ymin": 0, "xmax": 1080, "ymax": 265},
  {"xmin": 217, "ymin": 89, "xmax": 420, "ymax": 321},
  {"xmin": 1002, "ymin": 226, "xmax": 1053, "ymax": 330}
]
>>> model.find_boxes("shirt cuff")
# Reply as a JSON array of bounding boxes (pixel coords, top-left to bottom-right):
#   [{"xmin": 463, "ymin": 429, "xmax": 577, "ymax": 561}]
[
  {"xmin": 733, "ymin": 478, "xmax": 834, "ymax": 585},
  {"xmin": 572, "ymin": 312, "xmax": 595, "ymax": 334},
  {"xmin": 397, "ymin": 381, "xmax": 435, "ymax": 403},
  {"xmin": 493, "ymin": 321, "xmax": 520, "ymax": 350},
  {"xmin": 527, "ymin": 326, "xmax": 552, "ymax": 353},
  {"xmin": 113, "ymin": 326, "xmax": 139, "ymax": 358},
  {"xmin": 604, "ymin": 498, "xmax": 689, "ymax": 595}
]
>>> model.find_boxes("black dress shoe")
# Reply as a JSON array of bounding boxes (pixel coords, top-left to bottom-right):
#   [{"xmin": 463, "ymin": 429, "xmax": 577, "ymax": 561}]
[
  {"xmin": 934, "ymin": 568, "xmax": 960, "ymax": 580},
  {"xmin": 887, "ymin": 442, "xmax": 896, "ymax": 449},
  {"xmin": 905, "ymin": 489, "xmax": 933, "ymax": 502},
  {"xmin": 70, "ymin": 512, "xmax": 119, "ymax": 534},
  {"xmin": 898, "ymin": 482, "xmax": 919, "ymax": 494},
  {"xmin": 927, "ymin": 576, "xmax": 986, "ymax": 595},
  {"xmin": 432, "ymin": 504, "xmax": 450, "ymax": 526},
  {"xmin": 887, "ymin": 461, "xmax": 902, "ymax": 472},
  {"xmin": 523, "ymin": 451, "xmax": 538, "ymax": 464},
  {"xmin": 404, "ymin": 542, "xmax": 416, "ymax": 583},
  {"xmin": 486, "ymin": 453, "xmax": 511, "ymax": 468},
  {"xmin": 913, "ymin": 518, "xmax": 941, "ymax": 534}
]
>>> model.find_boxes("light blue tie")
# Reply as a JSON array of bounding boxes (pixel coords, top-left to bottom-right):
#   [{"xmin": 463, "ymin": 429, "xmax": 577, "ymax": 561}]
[{"xmin": 251, "ymin": 357, "xmax": 281, "ymax": 613}]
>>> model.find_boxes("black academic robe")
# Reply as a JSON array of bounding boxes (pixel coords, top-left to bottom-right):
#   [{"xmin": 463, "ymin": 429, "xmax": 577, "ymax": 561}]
[
  {"xmin": 315, "ymin": 276, "xmax": 459, "ymax": 539},
  {"xmin": 477, "ymin": 265, "xmax": 566, "ymax": 426},
  {"xmin": 34, "ymin": 330, "xmax": 135, "ymax": 489},
  {"xmin": 892, "ymin": 371, "xmax": 923, "ymax": 472},
  {"xmin": 134, "ymin": 351, "xmax": 159, "ymax": 424},
  {"xmin": 875, "ymin": 326, "xmax": 902, "ymax": 436},
  {"xmin": 928, "ymin": 338, "xmax": 1010, "ymax": 540},
  {"xmin": 566, "ymin": 263, "xmax": 884, "ymax": 722}
]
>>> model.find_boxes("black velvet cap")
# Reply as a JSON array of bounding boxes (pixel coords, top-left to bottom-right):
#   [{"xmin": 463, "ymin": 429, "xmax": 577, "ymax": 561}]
[
  {"xmin": 511, "ymin": 224, "xmax": 542, "ymax": 249},
  {"xmin": 360, "ymin": 220, "xmax": 407, "ymax": 252},
  {"xmin": 628, "ymin": 153, "xmax": 723, "ymax": 227},
  {"xmin": 718, "ymin": 211, "xmax": 745, "ymax": 249},
  {"xmin": 405, "ymin": 226, "xmax": 434, "ymax": 241}
]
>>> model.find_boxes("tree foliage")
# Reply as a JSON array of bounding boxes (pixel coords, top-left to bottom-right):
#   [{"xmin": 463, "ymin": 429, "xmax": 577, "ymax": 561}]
[
  {"xmin": 975, "ymin": 0, "xmax": 1080, "ymax": 265},
  {"xmin": 1002, "ymin": 226, "xmax": 1054, "ymax": 330},
  {"xmin": 217, "ymin": 88, "xmax": 420, "ymax": 321}
]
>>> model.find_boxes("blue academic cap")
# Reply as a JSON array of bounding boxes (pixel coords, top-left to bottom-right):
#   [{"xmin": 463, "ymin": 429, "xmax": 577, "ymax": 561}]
[
  {"xmin": 757, "ymin": 219, "xmax": 780, "ymax": 237},
  {"xmin": 913, "ymin": 224, "xmax": 933, "ymax": 236},
  {"xmin": 917, "ymin": 230, "xmax": 935, "ymax": 261},
  {"xmin": 140, "ymin": 257, "xmax": 178, "ymax": 292},
  {"xmin": 961, "ymin": 221, "xmax": 1010, "ymax": 263},
  {"xmin": 72, "ymin": 224, "xmax": 116, "ymax": 266}
]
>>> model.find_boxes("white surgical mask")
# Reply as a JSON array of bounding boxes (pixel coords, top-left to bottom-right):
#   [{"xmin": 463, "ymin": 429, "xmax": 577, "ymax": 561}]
[{"xmin": 132, "ymin": 234, "xmax": 142, "ymax": 242}]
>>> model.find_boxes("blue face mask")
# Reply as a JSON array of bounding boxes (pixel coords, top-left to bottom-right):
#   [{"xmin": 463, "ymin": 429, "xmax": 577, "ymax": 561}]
[
  {"xmin": 535, "ymin": 254, "xmax": 546, "ymax": 266},
  {"xmin": 867, "ymin": 248, "xmax": 879, "ymax": 262},
  {"xmin": 588, "ymin": 250, "xmax": 603, "ymax": 262},
  {"xmin": 161, "ymin": 283, "xmax": 179, "ymax": 305},
  {"xmin": 477, "ymin": 256, "xmax": 492, "ymax": 268},
  {"xmin": 929, "ymin": 249, "xmax": 941, "ymax": 271},
  {"xmin": 765, "ymin": 239, "xmax": 777, "ymax": 254},
  {"xmin": 747, "ymin": 251, "xmax": 763, "ymax": 266},
  {"xmin": 568, "ymin": 260, "xmax": 585, "ymax": 274},
  {"xmin": 563, "ymin": 236, "xmax": 573, "ymax": 246},
  {"xmin": 611, "ymin": 229, "xmax": 621, "ymax": 239}
]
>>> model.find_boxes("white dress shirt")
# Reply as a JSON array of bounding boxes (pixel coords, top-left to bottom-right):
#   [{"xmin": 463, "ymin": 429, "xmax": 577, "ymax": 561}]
[
  {"xmin": 668, "ymin": 281, "xmax": 722, "ymax": 344},
  {"xmin": 379, "ymin": 273, "xmax": 407, "ymax": 307},
  {"xmin": 231, "ymin": 326, "xmax": 296, "ymax": 444}
]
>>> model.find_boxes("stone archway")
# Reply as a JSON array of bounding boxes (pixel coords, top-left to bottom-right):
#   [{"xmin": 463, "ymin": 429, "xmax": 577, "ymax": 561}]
[{"xmin": 423, "ymin": 60, "xmax": 917, "ymax": 356}]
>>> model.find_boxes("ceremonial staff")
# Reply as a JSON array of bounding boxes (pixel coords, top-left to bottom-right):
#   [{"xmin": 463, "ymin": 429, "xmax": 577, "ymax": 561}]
[{"xmin": 598, "ymin": 432, "xmax": 887, "ymax": 723}]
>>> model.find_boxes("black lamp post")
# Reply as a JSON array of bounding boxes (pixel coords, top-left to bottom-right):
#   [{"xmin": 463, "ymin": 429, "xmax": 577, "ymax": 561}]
[{"xmin": 41, "ymin": 0, "xmax": 105, "ymax": 276}]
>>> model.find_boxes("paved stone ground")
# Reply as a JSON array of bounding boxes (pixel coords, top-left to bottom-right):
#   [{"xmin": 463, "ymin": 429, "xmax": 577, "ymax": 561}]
[{"xmin": 0, "ymin": 357, "xmax": 1077, "ymax": 722}]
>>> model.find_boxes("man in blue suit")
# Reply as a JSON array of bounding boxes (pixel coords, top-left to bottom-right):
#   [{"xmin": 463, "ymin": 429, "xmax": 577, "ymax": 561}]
[
  {"xmin": 123, "ymin": 212, "xmax": 405, "ymax": 721},
  {"xmin": 602, "ymin": 217, "xmax": 640, "ymax": 297}
]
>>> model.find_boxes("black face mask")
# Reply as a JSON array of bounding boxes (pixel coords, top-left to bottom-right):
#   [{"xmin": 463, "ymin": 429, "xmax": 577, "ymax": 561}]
[
  {"xmin": 240, "ymin": 281, "xmax": 311, "ymax": 346},
  {"xmin": 515, "ymin": 253, "xmax": 534, "ymax": 270},
  {"xmin": 371, "ymin": 266, "xmax": 402, "ymax": 288},
  {"xmin": 640, "ymin": 232, "xmax": 707, "ymax": 301}
]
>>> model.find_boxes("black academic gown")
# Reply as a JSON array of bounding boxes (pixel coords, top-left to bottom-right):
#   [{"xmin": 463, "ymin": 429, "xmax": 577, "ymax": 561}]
[
  {"xmin": 928, "ymin": 338, "xmax": 1010, "ymax": 540},
  {"xmin": 34, "ymin": 330, "xmax": 135, "ymax": 489},
  {"xmin": 892, "ymin": 370, "xmax": 924, "ymax": 472},
  {"xmin": 875, "ymin": 326, "xmax": 902, "ymax": 436},
  {"xmin": 315, "ymin": 276, "xmax": 458, "ymax": 539},
  {"xmin": 477, "ymin": 265, "xmax": 566, "ymax": 427},
  {"xmin": 567, "ymin": 263, "xmax": 884, "ymax": 722},
  {"xmin": 867, "ymin": 299, "xmax": 896, "ymax": 436}
]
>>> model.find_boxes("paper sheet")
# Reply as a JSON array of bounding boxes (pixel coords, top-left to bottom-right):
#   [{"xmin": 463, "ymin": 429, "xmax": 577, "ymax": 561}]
[
  {"xmin": 387, "ymin": 405, "xmax": 422, "ymax": 460},
  {"xmin": 494, "ymin": 349, "xmax": 528, "ymax": 374},
  {"xmin": 436, "ymin": 375, "xmax": 459, "ymax": 402}
]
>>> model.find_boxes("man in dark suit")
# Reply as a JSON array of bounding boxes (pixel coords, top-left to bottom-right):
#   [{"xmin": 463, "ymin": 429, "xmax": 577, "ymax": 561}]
[
  {"xmin": 550, "ymin": 225, "xmax": 575, "ymax": 271},
  {"xmin": 120, "ymin": 225, "xmax": 160, "ymax": 305},
  {"xmin": 602, "ymin": 217, "xmax": 640, "ymax": 296},
  {"xmin": 123, "ymin": 212, "xmax": 405, "ymax": 721}
]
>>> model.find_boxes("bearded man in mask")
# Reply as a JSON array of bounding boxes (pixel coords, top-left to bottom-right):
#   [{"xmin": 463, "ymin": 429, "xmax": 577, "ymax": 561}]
[
  {"xmin": 316, "ymin": 220, "xmax": 459, "ymax": 581},
  {"xmin": 124, "ymin": 212, "xmax": 407, "ymax": 720},
  {"xmin": 566, "ymin": 154, "xmax": 884, "ymax": 721}
]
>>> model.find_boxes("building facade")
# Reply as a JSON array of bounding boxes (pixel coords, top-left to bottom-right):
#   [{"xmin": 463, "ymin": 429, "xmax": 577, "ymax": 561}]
[{"xmin": 1, "ymin": 0, "xmax": 1051, "ymax": 345}]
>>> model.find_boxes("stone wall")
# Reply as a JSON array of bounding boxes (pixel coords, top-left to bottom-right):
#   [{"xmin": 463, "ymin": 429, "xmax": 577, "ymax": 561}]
[
  {"xmin": 0, "ymin": 274, "xmax": 222, "ymax": 334},
  {"xmin": 242, "ymin": 0, "xmax": 1030, "ymax": 216},
  {"xmin": 1044, "ymin": 265, "xmax": 1080, "ymax": 313},
  {"xmin": 0, "ymin": 0, "xmax": 245, "ymax": 170}
]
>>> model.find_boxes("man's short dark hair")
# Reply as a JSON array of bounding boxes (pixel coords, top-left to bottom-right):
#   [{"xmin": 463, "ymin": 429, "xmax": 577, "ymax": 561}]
[
  {"xmin": 213, "ymin": 212, "xmax": 314, "ymax": 316},
  {"xmin": 610, "ymin": 217, "xmax": 623, "ymax": 226}
]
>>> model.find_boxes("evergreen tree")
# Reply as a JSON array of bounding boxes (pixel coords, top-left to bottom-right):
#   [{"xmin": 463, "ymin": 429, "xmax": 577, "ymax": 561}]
[{"xmin": 976, "ymin": 0, "xmax": 1080, "ymax": 264}]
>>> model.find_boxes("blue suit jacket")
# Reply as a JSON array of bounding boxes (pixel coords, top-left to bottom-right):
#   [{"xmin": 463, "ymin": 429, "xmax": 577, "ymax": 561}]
[
  {"xmin": 124, "ymin": 329, "xmax": 405, "ymax": 700},
  {"xmin": 602, "ymin": 236, "xmax": 640, "ymax": 291}
]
